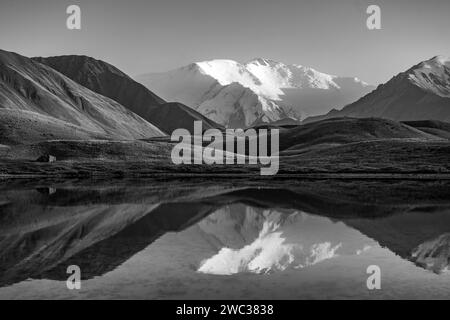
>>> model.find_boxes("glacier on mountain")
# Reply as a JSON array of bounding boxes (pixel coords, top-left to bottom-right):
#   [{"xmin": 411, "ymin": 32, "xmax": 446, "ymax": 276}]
[{"xmin": 136, "ymin": 58, "xmax": 374, "ymax": 128}]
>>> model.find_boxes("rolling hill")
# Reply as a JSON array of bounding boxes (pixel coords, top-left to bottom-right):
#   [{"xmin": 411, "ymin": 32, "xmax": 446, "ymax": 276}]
[{"xmin": 278, "ymin": 117, "xmax": 440, "ymax": 152}]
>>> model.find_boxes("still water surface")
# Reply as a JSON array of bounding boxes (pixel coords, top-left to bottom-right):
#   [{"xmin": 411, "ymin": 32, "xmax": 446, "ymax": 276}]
[{"xmin": 0, "ymin": 179, "xmax": 449, "ymax": 299}]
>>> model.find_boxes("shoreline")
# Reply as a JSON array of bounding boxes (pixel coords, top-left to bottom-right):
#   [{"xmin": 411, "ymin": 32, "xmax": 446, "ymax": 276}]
[{"xmin": 2, "ymin": 172, "xmax": 450, "ymax": 180}]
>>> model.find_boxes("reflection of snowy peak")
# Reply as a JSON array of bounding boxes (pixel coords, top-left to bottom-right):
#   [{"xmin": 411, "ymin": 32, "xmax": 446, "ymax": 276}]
[
  {"xmin": 196, "ymin": 205, "xmax": 373, "ymax": 275},
  {"xmin": 136, "ymin": 59, "xmax": 373, "ymax": 128},
  {"xmin": 306, "ymin": 56, "xmax": 450, "ymax": 123},
  {"xmin": 411, "ymin": 233, "xmax": 450, "ymax": 274}
]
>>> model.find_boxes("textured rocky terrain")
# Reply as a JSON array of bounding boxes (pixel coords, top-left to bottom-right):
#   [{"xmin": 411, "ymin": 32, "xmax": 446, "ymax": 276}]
[{"xmin": 306, "ymin": 56, "xmax": 450, "ymax": 123}]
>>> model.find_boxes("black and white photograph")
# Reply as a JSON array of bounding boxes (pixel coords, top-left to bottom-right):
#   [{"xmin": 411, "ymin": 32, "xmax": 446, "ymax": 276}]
[{"xmin": 0, "ymin": 0, "xmax": 450, "ymax": 305}]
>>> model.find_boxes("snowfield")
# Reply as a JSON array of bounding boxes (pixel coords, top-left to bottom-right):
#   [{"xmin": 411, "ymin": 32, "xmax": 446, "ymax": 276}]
[{"xmin": 136, "ymin": 58, "xmax": 374, "ymax": 128}]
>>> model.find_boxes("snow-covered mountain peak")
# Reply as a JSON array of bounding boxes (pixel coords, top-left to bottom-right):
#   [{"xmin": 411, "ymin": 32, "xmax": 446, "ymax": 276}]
[
  {"xmin": 193, "ymin": 58, "xmax": 355, "ymax": 92},
  {"xmin": 246, "ymin": 57, "xmax": 280, "ymax": 66},
  {"xmin": 352, "ymin": 77, "xmax": 369, "ymax": 86},
  {"xmin": 416, "ymin": 55, "xmax": 450, "ymax": 71},
  {"xmin": 195, "ymin": 59, "xmax": 263, "ymax": 89},
  {"xmin": 431, "ymin": 55, "xmax": 450, "ymax": 65},
  {"xmin": 408, "ymin": 55, "xmax": 450, "ymax": 98},
  {"xmin": 136, "ymin": 58, "xmax": 374, "ymax": 127},
  {"xmin": 305, "ymin": 55, "xmax": 450, "ymax": 124}
]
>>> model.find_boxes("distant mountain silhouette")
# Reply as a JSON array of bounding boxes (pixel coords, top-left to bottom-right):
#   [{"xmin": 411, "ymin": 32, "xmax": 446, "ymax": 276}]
[{"xmin": 34, "ymin": 55, "xmax": 222, "ymax": 134}]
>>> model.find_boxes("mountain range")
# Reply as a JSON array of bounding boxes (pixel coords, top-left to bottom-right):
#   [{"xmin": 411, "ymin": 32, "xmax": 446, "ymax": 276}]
[
  {"xmin": 33, "ymin": 55, "xmax": 221, "ymax": 134},
  {"xmin": 0, "ymin": 50, "xmax": 164, "ymax": 142},
  {"xmin": 136, "ymin": 58, "xmax": 374, "ymax": 128},
  {"xmin": 305, "ymin": 56, "xmax": 450, "ymax": 123},
  {"xmin": 1, "ymin": 48, "xmax": 450, "ymax": 177},
  {"xmin": 0, "ymin": 48, "xmax": 222, "ymax": 147},
  {"xmin": 2, "ymin": 48, "xmax": 450, "ymax": 145}
]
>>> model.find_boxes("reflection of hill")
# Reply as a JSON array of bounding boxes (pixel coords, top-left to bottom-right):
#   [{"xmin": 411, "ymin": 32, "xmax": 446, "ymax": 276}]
[
  {"xmin": 40, "ymin": 202, "xmax": 219, "ymax": 281},
  {"xmin": 0, "ymin": 204, "xmax": 153, "ymax": 286},
  {"xmin": 345, "ymin": 210, "xmax": 450, "ymax": 273},
  {"xmin": 1, "ymin": 179, "xmax": 450, "ymax": 286}
]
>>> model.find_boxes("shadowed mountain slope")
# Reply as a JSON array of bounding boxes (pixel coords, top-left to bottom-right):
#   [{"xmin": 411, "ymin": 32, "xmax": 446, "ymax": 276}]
[
  {"xmin": 34, "ymin": 55, "xmax": 222, "ymax": 134},
  {"xmin": 0, "ymin": 50, "xmax": 164, "ymax": 141}
]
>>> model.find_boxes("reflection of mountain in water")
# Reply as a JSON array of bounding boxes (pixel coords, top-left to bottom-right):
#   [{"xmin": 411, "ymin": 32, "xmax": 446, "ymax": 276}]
[
  {"xmin": 1, "ymin": 179, "xmax": 450, "ymax": 287},
  {"xmin": 344, "ymin": 209, "xmax": 450, "ymax": 273},
  {"xmin": 197, "ymin": 206, "xmax": 372, "ymax": 275},
  {"xmin": 411, "ymin": 233, "xmax": 450, "ymax": 274}
]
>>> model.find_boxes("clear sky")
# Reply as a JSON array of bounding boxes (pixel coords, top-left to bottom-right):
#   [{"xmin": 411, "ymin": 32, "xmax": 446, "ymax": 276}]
[{"xmin": 1, "ymin": 0, "xmax": 449, "ymax": 85}]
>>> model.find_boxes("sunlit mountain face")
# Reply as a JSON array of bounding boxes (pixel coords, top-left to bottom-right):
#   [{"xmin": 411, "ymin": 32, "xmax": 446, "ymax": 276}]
[
  {"xmin": 197, "ymin": 206, "xmax": 373, "ymax": 275},
  {"xmin": 306, "ymin": 56, "xmax": 450, "ymax": 124}
]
